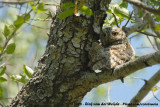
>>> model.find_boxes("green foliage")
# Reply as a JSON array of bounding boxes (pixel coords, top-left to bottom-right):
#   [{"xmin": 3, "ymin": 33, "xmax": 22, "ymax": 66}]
[
  {"xmin": 10, "ymin": 73, "xmax": 29, "ymax": 84},
  {"xmin": 58, "ymin": 2, "xmax": 92, "ymax": 19},
  {"xmin": 106, "ymin": 3, "xmax": 130, "ymax": 26},
  {"xmin": 14, "ymin": 16, "xmax": 24, "ymax": 29},
  {"xmin": 119, "ymin": 0, "xmax": 128, "ymax": 8},
  {"xmin": 29, "ymin": 1, "xmax": 36, "ymax": 10},
  {"xmin": 155, "ymin": 15, "xmax": 160, "ymax": 22},
  {"xmin": 150, "ymin": 0, "xmax": 160, "ymax": 6},
  {"xmin": 58, "ymin": 8, "xmax": 74, "ymax": 19},
  {"xmin": 60, "ymin": 2, "xmax": 75, "ymax": 9},
  {"xmin": 23, "ymin": 65, "xmax": 34, "ymax": 78},
  {"xmin": 11, "ymin": 65, "xmax": 34, "ymax": 84},
  {"xmin": 0, "ymin": 77, "xmax": 7, "ymax": 83},
  {"xmin": 37, "ymin": 3, "xmax": 47, "ymax": 13},
  {"xmin": 152, "ymin": 87, "xmax": 158, "ymax": 92},
  {"xmin": 25, "ymin": 13, "xmax": 31, "ymax": 21},
  {"xmin": 80, "ymin": 5, "xmax": 92, "ymax": 15},
  {"xmin": 111, "ymin": 4, "xmax": 130, "ymax": 19},
  {"xmin": 4, "ymin": 25, "xmax": 11, "ymax": 37},
  {"xmin": 6, "ymin": 43, "xmax": 16, "ymax": 54},
  {"xmin": 0, "ymin": 66, "xmax": 6, "ymax": 76},
  {"xmin": 0, "ymin": 45, "xmax": 3, "ymax": 52},
  {"xmin": 155, "ymin": 24, "xmax": 160, "ymax": 32}
]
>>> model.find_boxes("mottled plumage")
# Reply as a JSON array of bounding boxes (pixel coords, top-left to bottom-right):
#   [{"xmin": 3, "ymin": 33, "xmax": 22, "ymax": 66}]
[{"xmin": 88, "ymin": 27, "xmax": 135, "ymax": 71}]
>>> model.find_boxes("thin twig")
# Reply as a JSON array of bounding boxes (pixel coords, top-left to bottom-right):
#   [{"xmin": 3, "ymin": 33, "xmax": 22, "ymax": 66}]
[
  {"xmin": 30, "ymin": 18, "xmax": 52, "ymax": 21},
  {"xmin": 138, "ymin": 31, "xmax": 158, "ymax": 38},
  {"xmin": 25, "ymin": 22, "xmax": 49, "ymax": 30},
  {"xmin": 0, "ymin": 29, "xmax": 17, "ymax": 57},
  {"xmin": 112, "ymin": 13, "xmax": 119, "ymax": 27},
  {"xmin": 124, "ymin": 0, "xmax": 160, "ymax": 16},
  {"xmin": 152, "ymin": 91, "xmax": 160, "ymax": 102},
  {"xmin": 0, "ymin": 0, "xmax": 34, "ymax": 4},
  {"xmin": 154, "ymin": 38, "xmax": 160, "ymax": 51},
  {"xmin": 44, "ymin": 3, "xmax": 59, "ymax": 6},
  {"xmin": 146, "ymin": 36, "xmax": 158, "ymax": 51},
  {"xmin": 125, "ymin": 76, "xmax": 147, "ymax": 82},
  {"xmin": 129, "ymin": 70, "xmax": 160, "ymax": 106},
  {"xmin": 124, "ymin": 11, "xmax": 133, "ymax": 27},
  {"xmin": 107, "ymin": 84, "xmax": 110, "ymax": 102}
]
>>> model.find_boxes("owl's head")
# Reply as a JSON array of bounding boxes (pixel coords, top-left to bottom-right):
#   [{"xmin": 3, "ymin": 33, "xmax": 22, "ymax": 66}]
[{"xmin": 100, "ymin": 27, "xmax": 127, "ymax": 47}]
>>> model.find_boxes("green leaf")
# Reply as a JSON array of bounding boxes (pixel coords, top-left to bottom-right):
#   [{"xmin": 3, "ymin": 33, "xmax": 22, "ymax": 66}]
[
  {"xmin": 155, "ymin": 15, "xmax": 160, "ymax": 22},
  {"xmin": 34, "ymin": 66, "xmax": 37, "ymax": 71},
  {"xmin": 29, "ymin": 1, "xmax": 36, "ymax": 10},
  {"xmin": 107, "ymin": 9, "xmax": 112, "ymax": 14},
  {"xmin": 4, "ymin": 25, "xmax": 10, "ymax": 37},
  {"xmin": 155, "ymin": 24, "xmax": 160, "ymax": 32},
  {"xmin": 80, "ymin": 5, "xmax": 93, "ymax": 15},
  {"xmin": 120, "ymin": 0, "xmax": 128, "ymax": 8},
  {"xmin": 23, "ymin": 65, "xmax": 34, "ymax": 78},
  {"xmin": 37, "ymin": 3, "xmax": 46, "ymax": 13},
  {"xmin": 111, "ymin": 4, "xmax": 130, "ymax": 19},
  {"xmin": 14, "ymin": 16, "xmax": 24, "ymax": 29},
  {"xmin": 0, "ymin": 66, "xmax": 6, "ymax": 76},
  {"xmin": 0, "ymin": 45, "xmax": 3, "ymax": 51},
  {"xmin": 10, "ymin": 74, "xmax": 28, "ymax": 84},
  {"xmin": 58, "ymin": 8, "xmax": 74, "ymax": 19},
  {"xmin": 25, "ymin": 13, "xmax": 31, "ymax": 20},
  {"xmin": 152, "ymin": 87, "xmax": 158, "ymax": 92},
  {"xmin": 6, "ymin": 43, "xmax": 16, "ymax": 54},
  {"xmin": 150, "ymin": 0, "xmax": 160, "ymax": 6},
  {"xmin": 60, "ymin": 2, "xmax": 75, "ymax": 9},
  {"xmin": 0, "ymin": 77, "xmax": 7, "ymax": 83},
  {"xmin": 0, "ymin": 58, "xmax": 2, "ymax": 62}
]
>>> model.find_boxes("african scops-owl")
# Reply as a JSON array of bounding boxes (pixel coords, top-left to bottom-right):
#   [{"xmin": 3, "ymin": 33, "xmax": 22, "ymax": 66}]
[{"xmin": 88, "ymin": 27, "xmax": 135, "ymax": 70}]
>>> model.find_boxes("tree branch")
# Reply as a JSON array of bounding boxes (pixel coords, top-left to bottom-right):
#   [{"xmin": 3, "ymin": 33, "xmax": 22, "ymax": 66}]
[
  {"xmin": 81, "ymin": 51, "xmax": 160, "ymax": 87},
  {"xmin": 128, "ymin": 70, "xmax": 160, "ymax": 107},
  {"xmin": 0, "ymin": 0, "xmax": 34, "ymax": 4},
  {"xmin": 124, "ymin": 0, "xmax": 160, "ymax": 16}
]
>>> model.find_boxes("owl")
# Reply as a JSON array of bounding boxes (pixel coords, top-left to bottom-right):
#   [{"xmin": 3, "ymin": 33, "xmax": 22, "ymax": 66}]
[{"xmin": 88, "ymin": 27, "xmax": 135, "ymax": 71}]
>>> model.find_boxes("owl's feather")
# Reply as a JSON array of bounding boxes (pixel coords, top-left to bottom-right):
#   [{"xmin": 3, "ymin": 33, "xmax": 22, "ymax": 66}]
[{"xmin": 89, "ymin": 27, "xmax": 135, "ymax": 71}]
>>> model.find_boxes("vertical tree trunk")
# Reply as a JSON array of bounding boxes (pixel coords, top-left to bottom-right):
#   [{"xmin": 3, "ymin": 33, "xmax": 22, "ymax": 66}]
[{"xmin": 8, "ymin": 0, "xmax": 111, "ymax": 106}]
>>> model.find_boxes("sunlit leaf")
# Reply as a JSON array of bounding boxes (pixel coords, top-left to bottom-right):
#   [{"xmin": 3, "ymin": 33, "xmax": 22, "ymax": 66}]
[
  {"xmin": 10, "ymin": 73, "xmax": 29, "ymax": 84},
  {"xmin": 107, "ymin": 9, "xmax": 112, "ymax": 14},
  {"xmin": 29, "ymin": 1, "xmax": 36, "ymax": 10},
  {"xmin": 80, "ymin": 5, "xmax": 92, "ymax": 15},
  {"xmin": 0, "ymin": 66, "xmax": 6, "ymax": 76},
  {"xmin": 6, "ymin": 43, "xmax": 16, "ymax": 54},
  {"xmin": 4, "ymin": 25, "xmax": 10, "ymax": 37},
  {"xmin": 155, "ymin": 24, "xmax": 160, "ymax": 32},
  {"xmin": 60, "ymin": 2, "xmax": 75, "ymax": 9},
  {"xmin": 58, "ymin": 8, "xmax": 74, "ymax": 19},
  {"xmin": 9, "ymin": 25, "xmax": 15, "ymax": 29},
  {"xmin": 37, "ymin": 3, "xmax": 47, "ymax": 13},
  {"xmin": 111, "ymin": 4, "xmax": 130, "ymax": 19},
  {"xmin": 25, "ymin": 13, "xmax": 31, "ymax": 20},
  {"xmin": 14, "ymin": 16, "xmax": 24, "ymax": 28},
  {"xmin": 0, "ymin": 77, "xmax": 7, "ymax": 83},
  {"xmin": 152, "ymin": 87, "xmax": 158, "ymax": 92},
  {"xmin": 120, "ymin": 0, "xmax": 128, "ymax": 8},
  {"xmin": 23, "ymin": 65, "xmax": 34, "ymax": 78}
]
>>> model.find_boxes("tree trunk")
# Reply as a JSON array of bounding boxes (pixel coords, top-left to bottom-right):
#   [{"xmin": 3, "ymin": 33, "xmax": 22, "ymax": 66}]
[{"xmin": 8, "ymin": 0, "xmax": 111, "ymax": 106}]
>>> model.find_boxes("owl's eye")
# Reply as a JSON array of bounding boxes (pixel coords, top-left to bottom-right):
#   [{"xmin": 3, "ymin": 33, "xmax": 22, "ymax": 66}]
[{"xmin": 112, "ymin": 32, "xmax": 118, "ymax": 36}]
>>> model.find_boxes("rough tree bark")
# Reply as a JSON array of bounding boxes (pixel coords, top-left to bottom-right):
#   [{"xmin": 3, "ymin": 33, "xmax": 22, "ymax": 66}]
[{"xmin": 8, "ymin": 0, "xmax": 160, "ymax": 107}]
